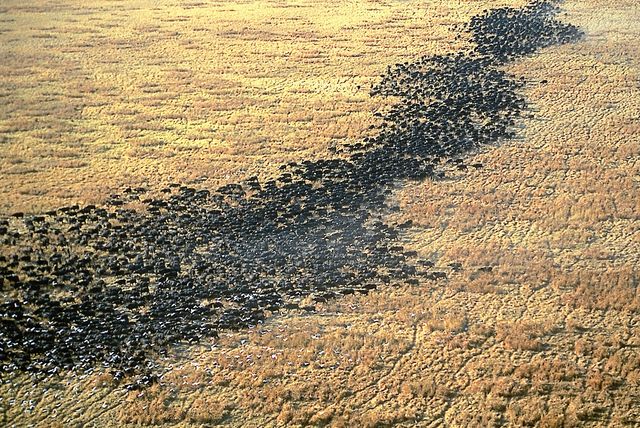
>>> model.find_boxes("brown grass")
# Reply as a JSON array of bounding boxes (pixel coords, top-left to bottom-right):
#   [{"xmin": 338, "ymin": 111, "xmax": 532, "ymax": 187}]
[
  {"xmin": 2, "ymin": 0, "xmax": 640, "ymax": 427},
  {"xmin": 0, "ymin": 0, "xmax": 502, "ymax": 214}
]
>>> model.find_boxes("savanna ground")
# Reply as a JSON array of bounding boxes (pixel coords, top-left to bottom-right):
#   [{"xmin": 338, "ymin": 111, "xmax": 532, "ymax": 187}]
[{"xmin": 1, "ymin": 0, "xmax": 639, "ymax": 426}]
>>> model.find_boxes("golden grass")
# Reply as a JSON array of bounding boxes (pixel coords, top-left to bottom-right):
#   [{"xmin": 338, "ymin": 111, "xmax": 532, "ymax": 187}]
[
  {"xmin": 0, "ymin": 0, "xmax": 520, "ymax": 214},
  {"xmin": 2, "ymin": 0, "xmax": 640, "ymax": 427}
]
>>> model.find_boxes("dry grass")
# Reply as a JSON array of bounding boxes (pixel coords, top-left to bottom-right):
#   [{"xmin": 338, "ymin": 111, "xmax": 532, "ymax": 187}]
[
  {"xmin": 2, "ymin": 0, "xmax": 640, "ymax": 427},
  {"xmin": 0, "ymin": 0, "xmax": 516, "ymax": 214}
]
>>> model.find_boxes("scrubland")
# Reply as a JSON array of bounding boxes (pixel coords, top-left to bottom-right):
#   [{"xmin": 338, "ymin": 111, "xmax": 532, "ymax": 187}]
[{"xmin": 2, "ymin": 0, "xmax": 639, "ymax": 427}]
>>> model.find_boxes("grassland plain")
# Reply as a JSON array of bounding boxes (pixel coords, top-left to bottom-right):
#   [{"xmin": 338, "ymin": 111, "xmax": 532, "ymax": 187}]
[
  {"xmin": 1, "ymin": 0, "xmax": 639, "ymax": 427},
  {"xmin": 0, "ymin": 0, "xmax": 517, "ymax": 214}
]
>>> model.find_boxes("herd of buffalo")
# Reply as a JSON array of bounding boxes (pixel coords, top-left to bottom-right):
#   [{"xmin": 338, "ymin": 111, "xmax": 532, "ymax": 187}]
[{"xmin": 0, "ymin": 1, "xmax": 582, "ymax": 386}]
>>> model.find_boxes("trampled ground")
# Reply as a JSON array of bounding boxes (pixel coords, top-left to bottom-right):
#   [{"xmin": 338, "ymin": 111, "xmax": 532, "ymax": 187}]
[{"xmin": 1, "ymin": 0, "xmax": 639, "ymax": 426}]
